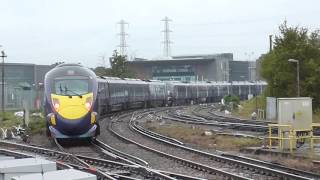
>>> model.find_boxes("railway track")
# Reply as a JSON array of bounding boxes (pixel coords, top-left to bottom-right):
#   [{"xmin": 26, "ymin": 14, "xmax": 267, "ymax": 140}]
[
  {"xmin": 139, "ymin": 112, "xmax": 320, "ymax": 179},
  {"xmin": 128, "ymin": 108, "xmax": 318, "ymax": 180},
  {"xmin": 161, "ymin": 105, "xmax": 270, "ymax": 132},
  {"xmin": 109, "ymin": 109, "xmax": 302, "ymax": 179},
  {"xmin": 0, "ymin": 140, "xmax": 175, "ymax": 180},
  {"xmin": 99, "ymin": 111, "xmax": 212, "ymax": 179},
  {"xmin": 0, "ymin": 148, "xmax": 112, "ymax": 179}
]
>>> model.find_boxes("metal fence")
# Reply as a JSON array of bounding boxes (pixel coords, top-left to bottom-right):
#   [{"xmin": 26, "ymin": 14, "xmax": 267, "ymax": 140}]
[{"xmin": 0, "ymin": 84, "xmax": 44, "ymax": 111}]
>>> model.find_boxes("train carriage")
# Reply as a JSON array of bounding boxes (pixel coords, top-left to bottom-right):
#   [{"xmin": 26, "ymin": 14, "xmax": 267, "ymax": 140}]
[
  {"xmin": 148, "ymin": 80, "xmax": 167, "ymax": 107},
  {"xmin": 125, "ymin": 79, "xmax": 149, "ymax": 109},
  {"xmin": 167, "ymin": 82, "xmax": 193, "ymax": 105},
  {"xmin": 44, "ymin": 63, "xmax": 267, "ymax": 139},
  {"xmin": 96, "ymin": 79, "xmax": 109, "ymax": 116},
  {"xmin": 106, "ymin": 78, "xmax": 129, "ymax": 111},
  {"xmin": 195, "ymin": 83, "xmax": 210, "ymax": 103}
]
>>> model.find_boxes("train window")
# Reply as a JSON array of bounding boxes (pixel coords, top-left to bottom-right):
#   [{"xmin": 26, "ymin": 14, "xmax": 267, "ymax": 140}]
[{"xmin": 54, "ymin": 76, "xmax": 89, "ymax": 96}]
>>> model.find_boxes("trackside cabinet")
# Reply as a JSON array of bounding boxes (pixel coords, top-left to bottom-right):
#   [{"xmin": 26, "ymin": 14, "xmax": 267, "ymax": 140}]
[
  {"xmin": 277, "ymin": 97, "xmax": 312, "ymax": 149},
  {"xmin": 277, "ymin": 98, "xmax": 312, "ymax": 130}
]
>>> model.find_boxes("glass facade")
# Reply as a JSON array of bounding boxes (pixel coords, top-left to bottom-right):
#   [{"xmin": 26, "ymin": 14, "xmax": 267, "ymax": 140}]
[
  {"xmin": 0, "ymin": 63, "xmax": 52, "ymax": 110},
  {"xmin": 152, "ymin": 65, "xmax": 196, "ymax": 82}
]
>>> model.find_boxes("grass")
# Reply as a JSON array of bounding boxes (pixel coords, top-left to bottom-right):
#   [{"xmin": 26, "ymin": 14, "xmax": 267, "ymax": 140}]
[
  {"xmin": 28, "ymin": 115, "xmax": 46, "ymax": 135},
  {"xmin": 249, "ymin": 154, "xmax": 319, "ymax": 173},
  {"xmin": 146, "ymin": 121, "xmax": 320, "ymax": 172},
  {"xmin": 233, "ymin": 96, "xmax": 320, "ymax": 123},
  {"xmin": 145, "ymin": 122, "xmax": 262, "ymax": 151},
  {"xmin": 314, "ymin": 110, "xmax": 320, "ymax": 123},
  {"xmin": 0, "ymin": 112, "xmax": 22, "ymax": 128},
  {"xmin": 0, "ymin": 111, "xmax": 46, "ymax": 135},
  {"xmin": 232, "ymin": 96, "xmax": 266, "ymax": 119}
]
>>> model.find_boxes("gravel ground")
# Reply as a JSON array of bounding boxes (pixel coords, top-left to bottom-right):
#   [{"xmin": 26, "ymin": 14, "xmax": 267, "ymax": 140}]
[
  {"xmin": 98, "ymin": 116, "xmax": 219, "ymax": 179},
  {"xmin": 104, "ymin": 110, "xmax": 278, "ymax": 180},
  {"xmin": 177, "ymin": 105, "xmax": 267, "ymax": 136},
  {"xmin": 151, "ymin": 111, "xmax": 265, "ymax": 155}
]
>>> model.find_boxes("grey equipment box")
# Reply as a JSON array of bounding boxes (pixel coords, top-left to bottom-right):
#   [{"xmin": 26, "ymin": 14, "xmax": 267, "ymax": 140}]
[
  {"xmin": 11, "ymin": 169, "xmax": 97, "ymax": 180},
  {"xmin": 277, "ymin": 97, "xmax": 312, "ymax": 130},
  {"xmin": 0, "ymin": 158, "xmax": 56, "ymax": 180}
]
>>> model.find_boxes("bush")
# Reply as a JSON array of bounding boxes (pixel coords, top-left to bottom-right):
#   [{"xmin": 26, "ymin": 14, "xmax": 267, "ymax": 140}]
[
  {"xmin": 0, "ymin": 112, "xmax": 21, "ymax": 128},
  {"xmin": 224, "ymin": 95, "xmax": 240, "ymax": 108},
  {"xmin": 28, "ymin": 117, "xmax": 46, "ymax": 135},
  {"xmin": 0, "ymin": 110, "xmax": 46, "ymax": 135}
]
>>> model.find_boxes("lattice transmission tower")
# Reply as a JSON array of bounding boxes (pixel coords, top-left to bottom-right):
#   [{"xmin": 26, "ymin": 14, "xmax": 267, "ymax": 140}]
[
  {"xmin": 161, "ymin": 16, "xmax": 172, "ymax": 57},
  {"xmin": 117, "ymin": 19, "xmax": 128, "ymax": 56}
]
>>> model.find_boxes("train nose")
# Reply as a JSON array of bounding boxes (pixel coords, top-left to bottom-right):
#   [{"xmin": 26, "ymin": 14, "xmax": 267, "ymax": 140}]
[
  {"xmin": 59, "ymin": 105, "xmax": 88, "ymax": 119},
  {"xmin": 55, "ymin": 113, "xmax": 92, "ymax": 135},
  {"xmin": 51, "ymin": 93, "xmax": 93, "ymax": 120}
]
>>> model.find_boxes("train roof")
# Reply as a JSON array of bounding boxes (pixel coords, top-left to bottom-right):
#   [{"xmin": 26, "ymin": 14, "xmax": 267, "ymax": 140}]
[
  {"xmin": 97, "ymin": 76, "xmax": 149, "ymax": 85},
  {"xmin": 45, "ymin": 63, "xmax": 96, "ymax": 80},
  {"xmin": 96, "ymin": 76, "xmax": 267, "ymax": 86},
  {"xmin": 56, "ymin": 63, "xmax": 83, "ymax": 68},
  {"xmin": 165, "ymin": 81, "xmax": 267, "ymax": 86}
]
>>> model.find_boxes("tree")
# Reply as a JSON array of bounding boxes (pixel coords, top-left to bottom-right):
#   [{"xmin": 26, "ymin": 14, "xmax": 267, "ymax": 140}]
[
  {"xmin": 109, "ymin": 50, "xmax": 135, "ymax": 78},
  {"xmin": 51, "ymin": 61, "xmax": 65, "ymax": 67},
  {"xmin": 93, "ymin": 66, "xmax": 112, "ymax": 77},
  {"xmin": 261, "ymin": 21, "xmax": 320, "ymax": 108}
]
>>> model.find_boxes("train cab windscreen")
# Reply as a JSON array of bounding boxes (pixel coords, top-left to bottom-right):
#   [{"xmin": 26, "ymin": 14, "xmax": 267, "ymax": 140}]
[{"xmin": 54, "ymin": 76, "xmax": 90, "ymax": 96}]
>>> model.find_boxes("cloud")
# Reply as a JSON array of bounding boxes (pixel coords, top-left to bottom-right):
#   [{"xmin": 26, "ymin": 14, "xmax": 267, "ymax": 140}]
[{"xmin": 0, "ymin": 0, "xmax": 319, "ymax": 67}]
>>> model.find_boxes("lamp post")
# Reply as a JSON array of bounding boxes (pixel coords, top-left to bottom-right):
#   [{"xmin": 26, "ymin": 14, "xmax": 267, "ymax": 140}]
[
  {"xmin": 0, "ymin": 50, "xmax": 7, "ymax": 119},
  {"xmin": 248, "ymin": 66, "xmax": 257, "ymax": 112},
  {"xmin": 288, "ymin": 59, "xmax": 300, "ymax": 97}
]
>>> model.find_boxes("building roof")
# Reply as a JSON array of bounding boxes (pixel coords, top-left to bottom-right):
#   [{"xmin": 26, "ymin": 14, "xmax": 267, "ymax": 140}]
[
  {"xmin": 129, "ymin": 57, "xmax": 214, "ymax": 64},
  {"xmin": 129, "ymin": 53, "xmax": 233, "ymax": 64}
]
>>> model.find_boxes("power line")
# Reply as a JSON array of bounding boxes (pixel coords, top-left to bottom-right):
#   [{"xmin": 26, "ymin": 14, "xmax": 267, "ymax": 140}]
[
  {"xmin": 117, "ymin": 19, "xmax": 128, "ymax": 56},
  {"xmin": 161, "ymin": 16, "xmax": 172, "ymax": 57}
]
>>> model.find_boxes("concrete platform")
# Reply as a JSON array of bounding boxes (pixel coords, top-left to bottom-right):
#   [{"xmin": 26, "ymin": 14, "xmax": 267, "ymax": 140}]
[
  {"xmin": 0, "ymin": 158, "xmax": 56, "ymax": 180},
  {"xmin": 0, "ymin": 155, "xmax": 14, "ymax": 161},
  {"xmin": 11, "ymin": 169, "xmax": 97, "ymax": 180},
  {"xmin": 241, "ymin": 144, "xmax": 320, "ymax": 160}
]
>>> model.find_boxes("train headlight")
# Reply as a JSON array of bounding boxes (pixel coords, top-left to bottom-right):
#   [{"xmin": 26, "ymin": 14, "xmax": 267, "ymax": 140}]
[
  {"xmin": 52, "ymin": 98, "xmax": 60, "ymax": 111},
  {"xmin": 85, "ymin": 97, "xmax": 93, "ymax": 110}
]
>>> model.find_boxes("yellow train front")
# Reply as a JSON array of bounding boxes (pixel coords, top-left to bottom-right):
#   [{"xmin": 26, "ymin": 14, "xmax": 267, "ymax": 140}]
[{"xmin": 44, "ymin": 64, "xmax": 99, "ymax": 139}]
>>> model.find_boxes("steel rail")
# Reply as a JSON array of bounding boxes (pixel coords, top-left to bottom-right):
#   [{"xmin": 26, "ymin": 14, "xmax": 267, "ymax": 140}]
[
  {"xmin": 109, "ymin": 115, "xmax": 251, "ymax": 180},
  {"xmin": 0, "ymin": 148, "xmax": 116, "ymax": 180},
  {"xmin": 92, "ymin": 138, "xmax": 149, "ymax": 166},
  {"xmin": 53, "ymin": 138, "xmax": 92, "ymax": 168},
  {"xmin": 221, "ymin": 153, "xmax": 320, "ymax": 180},
  {"xmin": 0, "ymin": 140, "xmax": 173, "ymax": 180},
  {"xmin": 172, "ymin": 110, "xmax": 269, "ymax": 132},
  {"xmin": 102, "ymin": 113, "xmax": 207, "ymax": 180},
  {"xmin": 132, "ymin": 111, "xmax": 313, "ymax": 180}
]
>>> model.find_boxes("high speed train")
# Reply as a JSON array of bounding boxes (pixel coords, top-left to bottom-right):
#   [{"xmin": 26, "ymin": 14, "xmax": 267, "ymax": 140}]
[{"xmin": 44, "ymin": 64, "xmax": 266, "ymax": 139}]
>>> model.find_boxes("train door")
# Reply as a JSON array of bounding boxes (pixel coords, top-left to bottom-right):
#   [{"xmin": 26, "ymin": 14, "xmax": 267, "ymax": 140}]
[{"xmin": 97, "ymin": 82, "xmax": 107, "ymax": 115}]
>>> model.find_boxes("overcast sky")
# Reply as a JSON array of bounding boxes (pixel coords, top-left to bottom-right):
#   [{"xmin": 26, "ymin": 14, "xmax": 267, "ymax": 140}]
[{"xmin": 0, "ymin": 0, "xmax": 319, "ymax": 68}]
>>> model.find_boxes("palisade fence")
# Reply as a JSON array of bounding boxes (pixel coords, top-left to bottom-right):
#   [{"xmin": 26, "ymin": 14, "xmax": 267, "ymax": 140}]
[{"xmin": 0, "ymin": 83, "xmax": 44, "ymax": 111}]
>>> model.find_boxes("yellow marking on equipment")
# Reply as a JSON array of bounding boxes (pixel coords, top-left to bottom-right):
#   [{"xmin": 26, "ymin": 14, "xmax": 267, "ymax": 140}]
[{"xmin": 51, "ymin": 93, "xmax": 93, "ymax": 120}]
